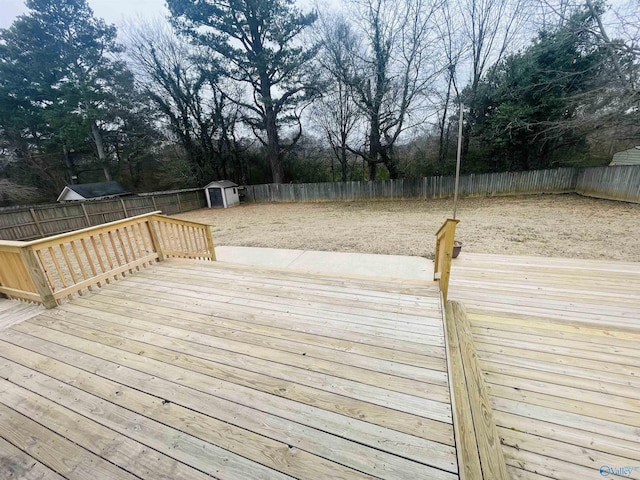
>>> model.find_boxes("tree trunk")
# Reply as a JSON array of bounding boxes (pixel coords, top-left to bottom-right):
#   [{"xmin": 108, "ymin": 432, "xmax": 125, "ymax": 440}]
[
  {"xmin": 90, "ymin": 120, "xmax": 111, "ymax": 181},
  {"xmin": 259, "ymin": 71, "xmax": 284, "ymax": 184},
  {"xmin": 340, "ymin": 147, "xmax": 348, "ymax": 182},
  {"xmin": 385, "ymin": 158, "xmax": 399, "ymax": 179},
  {"xmin": 368, "ymin": 162, "xmax": 377, "ymax": 180},
  {"xmin": 62, "ymin": 144, "xmax": 78, "ymax": 184},
  {"xmin": 265, "ymin": 108, "xmax": 283, "ymax": 183},
  {"xmin": 368, "ymin": 116, "xmax": 382, "ymax": 181},
  {"xmin": 439, "ymin": 77, "xmax": 453, "ymax": 170}
]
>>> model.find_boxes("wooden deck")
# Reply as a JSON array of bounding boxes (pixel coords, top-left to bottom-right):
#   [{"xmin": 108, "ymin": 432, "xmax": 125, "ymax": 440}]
[
  {"xmin": 0, "ymin": 299, "xmax": 42, "ymax": 330},
  {"xmin": 2, "ymin": 250, "xmax": 639, "ymax": 480},
  {"xmin": 0, "ymin": 259, "xmax": 458, "ymax": 480},
  {"xmin": 449, "ymin": 253, "xmax": 640, "ymax": 480}
]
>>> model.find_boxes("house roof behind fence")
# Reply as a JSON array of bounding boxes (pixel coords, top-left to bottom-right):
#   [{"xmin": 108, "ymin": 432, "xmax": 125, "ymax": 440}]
[
  {"xmin": 65, "ymin": 181, "xmax": 131, "ymax": 199},
  {"xmin": 610, "ymin": 146, "xmax": 640, "ymax": 166}
]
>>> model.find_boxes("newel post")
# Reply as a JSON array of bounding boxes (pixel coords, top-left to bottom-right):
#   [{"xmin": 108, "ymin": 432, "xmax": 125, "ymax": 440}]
[
  {"xmin": 434, "ymin": 218, "xmax": 460, "ymax": 302},
  {"xmin": 205, "ymin": 226, "xmax": 217, "ymax": 261},
  {"xmin": 19, "ymin": 247, "xmax": 57, "ymax": 309},
  {"xmin": 147, "ymin": 216, "xmax": 165, "ymax": 262}
]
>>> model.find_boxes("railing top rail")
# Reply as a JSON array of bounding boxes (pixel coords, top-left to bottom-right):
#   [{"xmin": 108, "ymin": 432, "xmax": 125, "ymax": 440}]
[
  {"xmin": 0, "ymin": 240, "xmax": 28, "ymax": 249},
  {"xmin": 16, "ymin": 211, "xmax": 163, "ymax": 249},
  {"xmin": 435, "ymin": 218, "xmax": 460, "ymax": 238},
  {"xmin": 0, "ymin": 211, "xmax": 214, "ymax": 250},
  {"xmin": 152, "ymin": 214, "xmax": 212, "ymax": 230}
]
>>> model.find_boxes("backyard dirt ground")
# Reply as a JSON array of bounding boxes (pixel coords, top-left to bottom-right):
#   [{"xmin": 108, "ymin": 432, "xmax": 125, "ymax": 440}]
[{"xmin": 176, "ymin": 193, "xmax": 640, "ymax": 261}]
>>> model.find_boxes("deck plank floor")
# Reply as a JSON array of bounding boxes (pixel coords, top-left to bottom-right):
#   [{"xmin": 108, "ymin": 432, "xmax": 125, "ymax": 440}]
[
  {"xmin": 0, "ymin": 259, "xmax": 458, "ymax": 480},
  {"xmin": 450, "ymin": 253, "xmax": 640, "ymax": 480}
]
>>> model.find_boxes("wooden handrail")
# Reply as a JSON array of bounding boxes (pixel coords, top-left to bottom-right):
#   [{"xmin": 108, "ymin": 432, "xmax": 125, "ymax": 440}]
[
  {"xmin": 18, "ymin": 211, "xmax": 163, "ymax": 249},
  {"xmin": 434, "ymin": 218, "xmax": 459, "ymax": 302},
  {"xmin": 0, "ymin": 211, "xmax": 216, "ymax": 308}
]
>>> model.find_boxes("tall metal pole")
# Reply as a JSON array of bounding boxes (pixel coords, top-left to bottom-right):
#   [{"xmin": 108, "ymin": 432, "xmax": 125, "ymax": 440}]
[{"xmin": 453, "ymin": 103, "xmax": 464, "ymax": 219}]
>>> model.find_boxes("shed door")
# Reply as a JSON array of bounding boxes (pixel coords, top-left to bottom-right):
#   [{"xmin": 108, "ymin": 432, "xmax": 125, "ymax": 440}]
[{"xmin": 208, "ymin": 188, "xmax": 224, "ymax": 207}]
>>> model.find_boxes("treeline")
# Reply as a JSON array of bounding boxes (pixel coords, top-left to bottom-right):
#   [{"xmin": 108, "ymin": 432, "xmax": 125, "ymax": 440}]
[{"xmin": 0, "ymin": 0, "xmax": 638, "ymax": 205}]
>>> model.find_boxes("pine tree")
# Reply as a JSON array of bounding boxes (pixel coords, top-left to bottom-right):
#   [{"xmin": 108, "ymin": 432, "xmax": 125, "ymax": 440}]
[{"xmin": 167, "ymin": 0, "xmax": 318, "ymax": 183}]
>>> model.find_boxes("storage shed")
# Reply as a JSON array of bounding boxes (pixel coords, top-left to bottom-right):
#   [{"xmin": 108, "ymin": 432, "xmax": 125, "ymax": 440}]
[
  {"xmin": 205, "ymin": 180, "xmax": 240, "ymax": 208},
  {"xmin": 610, "ymin": 146, "xmax": 640, "ymax": 166},
  {"xmin": 57, "ymin": 181, "xmax": 131, "ymax": 202}
]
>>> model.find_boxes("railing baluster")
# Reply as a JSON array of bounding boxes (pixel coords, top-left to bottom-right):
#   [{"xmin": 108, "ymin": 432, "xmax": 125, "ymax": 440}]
[
  {"xmin": 192, "ymin": 227, "xmax": 201, "ymax": 258},
  {"xmin": 172, "ymin": 223, "xmax": 182, "ymax": 254},
  {"xmin": 48, "ymin": 246, "xmax": 68, "ymax": 290},
  {"xmin": 184, "ymin": 225, "xmax": 194, "ymax": 257},
  {"xmin": 72, "ymin": 239, "xmax": 92, "ymax": 291},
  {"xmin": 60, "ymin": 243, "xmax": 80, "ymax": 298},
  {"xmin": 115, "ymin": 228, "xmax": 132, "ymax": 274},
  {"xmin": 90, "ymin": 235, "xmax": 108, "ymax": 285},
  {"xmin": 99, "ymin": 233, "xmax": 115, "ymax": 275},
  {"xmin": 159, "ymin": 221, "xmax": 170, "ymax": 254},
  {"xmin": 70, "ymin": 241, "xmax": 88, "ymax": 282},
  {"xmin": 124, "ymin": 225, "xmax": 142, "ymax": 270},
  {"xmin": 107, "ymin": 231, "xmax": 122, "ymax": 270},
  {"xmin": 135, "ymin": 222, "xmax": 150, "ymax": 255}
]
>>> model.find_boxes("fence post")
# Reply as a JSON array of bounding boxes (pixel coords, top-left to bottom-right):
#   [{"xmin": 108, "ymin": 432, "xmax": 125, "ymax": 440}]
[
  {"xmin": 176, "ymin": 193, "xmax": 182, "ymax": 213},
  {"xmin": 80, "ymin": 203, "xmax": 91, "ymax": 226},
  {"xmin": 19, "ymin": 247, "xmax": 57, "ymax": 309},
  {"xmin": 29, "ymin": 208, "xmax": 44, "ymax": 237},
  {"xmin": 120, "ymin": 198, "xmax": 128, "ymax": 217}
]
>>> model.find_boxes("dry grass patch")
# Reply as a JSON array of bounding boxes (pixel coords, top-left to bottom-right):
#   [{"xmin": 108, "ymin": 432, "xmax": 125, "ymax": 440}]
[{"xmin": 176, "ymin": 194, "xmax": 640, "ymax": 261}]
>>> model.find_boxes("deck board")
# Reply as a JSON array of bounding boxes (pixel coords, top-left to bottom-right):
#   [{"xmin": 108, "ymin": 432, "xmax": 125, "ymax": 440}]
[
  {"xmin": 0, "ymin": 299, "xmax": 43, "ymax": 329},
  {"xmin": 0, "ymin": 259, "xmax": 458, "ymax": 480},
  {"xmin": 449, "ymin": 253, "xmax": 640, "ymax": 480}
]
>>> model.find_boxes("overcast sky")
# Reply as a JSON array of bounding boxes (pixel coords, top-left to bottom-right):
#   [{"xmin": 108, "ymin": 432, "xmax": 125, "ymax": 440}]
[
  {"xmin": 0, "ymin": 0, "xmax": 323, "ymax": 30},
  {"xmin": 1, "ymin": 0, "xmax": 167, "ymax": 29}
]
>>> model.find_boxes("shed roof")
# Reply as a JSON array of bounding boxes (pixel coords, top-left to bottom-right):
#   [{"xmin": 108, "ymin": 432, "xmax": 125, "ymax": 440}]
[
  {"xmin": 205, "ymin": 180, "xmax": 238, "ymax": 189},
  {"xmin": 610, "ymin": 146, "xmax": 640, "ymax": 166},
  {"xmin": 59, "ymin": 181, "xmax": 130, "ymax": 200}
]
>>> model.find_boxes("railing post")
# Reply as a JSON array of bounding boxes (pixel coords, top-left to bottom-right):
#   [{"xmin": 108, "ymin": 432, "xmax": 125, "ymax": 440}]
[
  {"xmin": 19, "ymin": 247, "xmax": 57, "ymax": 309},
  {"xmin": 434, "ymin": 218, "xmax": 460, "ymax": 302},
  {"xmin": 205, "ymin": 225, "xmax": 217, "ymax": 261},
  {"xmin": 147, "ymin": 218, "xmax": 165, "ymax": 262}
]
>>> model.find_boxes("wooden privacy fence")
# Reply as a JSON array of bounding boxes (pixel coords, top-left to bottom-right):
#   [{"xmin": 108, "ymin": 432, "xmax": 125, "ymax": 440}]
[
  {"xmin": 0, "ymin": 188, "xmax": 206, "ymax": 241},
  {"xmin": 576, "ymin": 165, "xmax": 640, "ymax": 202},
  {"xmin": 433, "ymin": 219, "xmax": 459, "ymax": 302},
  {"xmin": 244, "ymin": 165, "xmax": 640, "ymax": 204},
  {"xmin": 244, "ymin": 168, "xmax": 579, "ymax": 202},
  {"xmin": 0, "ymin": 212, "xmax": 215, "ymax": 308}
]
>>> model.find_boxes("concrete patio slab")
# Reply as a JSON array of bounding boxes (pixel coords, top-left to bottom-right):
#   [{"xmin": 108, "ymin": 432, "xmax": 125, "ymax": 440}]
[{"xmin": 215, "ymin": 246, "xmax": 433, "ymax": 281}]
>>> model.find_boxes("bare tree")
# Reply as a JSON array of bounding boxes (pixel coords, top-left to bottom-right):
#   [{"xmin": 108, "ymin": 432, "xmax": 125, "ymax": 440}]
[
  {"xmin": 327, "ymin": 0, "xmax": 445, "ymax": 180},
  {"xmin": 313, "ymin": 14, "xmax": 363, "ymax": 181},
  {"xmin": 532, "ymin": 0, "xmax": 639, "ymax": 147},
  {"xmin": 167, "ymin": 0, "xmax": 319, "ymax": 184},
  {"xmin": 123, "ymin": 21, "xmax": 242, "ymax": 185},
  {"xmin": 459, "ymin": 0, "xmax": 532, "ymax": 154},
  {"xmin": 434, "ymin": 1, "xmax": 466, "ymax": 169},
  {"xmin": 463, "ymin": 0, "xmax": 531, "ymax": 91},
  {"xmin": 0, "ymin": 179, "xmax": 43, "ymax": 206}
]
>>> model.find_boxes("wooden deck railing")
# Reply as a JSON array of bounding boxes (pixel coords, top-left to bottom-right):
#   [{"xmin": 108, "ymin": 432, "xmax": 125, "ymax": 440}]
[
  {"xmin": 434, "ymin": 218, "xmax": 459, "ymax": 302},
  {"xmin": 0, "ymin": 212, "xmax": 215, "ymax": 308}
]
